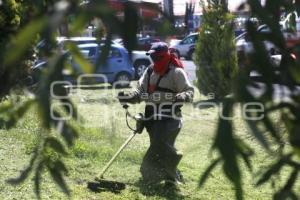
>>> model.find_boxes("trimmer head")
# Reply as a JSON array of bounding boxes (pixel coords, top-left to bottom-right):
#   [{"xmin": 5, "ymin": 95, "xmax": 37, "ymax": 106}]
[
  {"xmin": 87, "ymin": 104, "xmax": 138, "ymax": 193},
  {"xmin": 87, "ymin": 178, "xmax": 126, "ymax": 193}
]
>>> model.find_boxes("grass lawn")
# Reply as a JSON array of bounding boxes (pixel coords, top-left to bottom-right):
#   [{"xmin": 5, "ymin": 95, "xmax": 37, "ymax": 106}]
[{"xmin": 0, "ymin": 82, "xmax": 298, "ymax": 199}]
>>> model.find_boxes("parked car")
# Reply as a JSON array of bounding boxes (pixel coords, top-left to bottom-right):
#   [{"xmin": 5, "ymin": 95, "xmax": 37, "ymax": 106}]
[
  {"xmin": 132, "ymin": 50, "xmax": 152, "ymax": 79},
  {"xmin": 36, "ymin": 36, "xmax": 152, "ymax": 80},
  {"xmin": 169, "ymin": 33, "xmax": 199, "ymax": 60},
  {"xmin": 235, "ymin": 24, "xmax": 285, "ymax": 56},
  {"xmin": 34, "ymin": 37, "xmax": 100, "ymax": 65},
  {"xmin": 169, "ymin": 39, "xmax": 181, "ymax": 47},
  {"xmin": 113, "ymin": 37, "xmax": 153, "ymax": 79},
  {"xmin": 36, "ymin": 37, "xmax": 98, "ymax": 51},
  {"xmin": 57, "ymin": 36, "xmax": 97, "ymax": 45},
  {"xmin": 137, "ymin": 37, "xmax": 161, "ymax": 51},
  {"xmin": 76, "ymin": 43, "xmax": 135, "ymax": 86},
  {"xmin": 32, "ymin": 43, "xmax": 135, "ymax": 87}
]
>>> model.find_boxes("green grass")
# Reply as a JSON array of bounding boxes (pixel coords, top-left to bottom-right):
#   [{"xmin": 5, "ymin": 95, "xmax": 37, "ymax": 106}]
[{"xmin": 0, "ymin": 82, "xmax": 298, "ymax": 199}]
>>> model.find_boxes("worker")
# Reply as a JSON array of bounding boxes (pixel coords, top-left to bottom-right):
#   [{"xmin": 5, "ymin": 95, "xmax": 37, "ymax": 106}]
[{"xmin": 118, "ymin": 42, "xmax": 194, "ymax": 187}]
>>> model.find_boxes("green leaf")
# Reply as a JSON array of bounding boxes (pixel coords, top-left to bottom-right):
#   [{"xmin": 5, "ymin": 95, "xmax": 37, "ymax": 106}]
[
  {"xmin": 199, "ymin": 158, "xmax": 221, "ymax": 187},
  {"xmin": 14, "ymin": 99, "xmax": 35, "ymax": 118},
  {"xmin": 66, "ymin": 42, "xmax": 94, "ymax": 74},
  {"xmin": 4, "ymin": 17, "xmax": 47, "ymax": 65},
  {"xmin": 0, "ymin": 101, "xmax": 14, "ymax": 114},
  {"xmin": 53, "ymin": 116, "xmax": 79, "ymax": 147},
  {"xmin": 3, "ymin": 99, "xmax": 35, "ymax": 129},
  {"xmin": 60, "ymin": 98, "xmax": 78, "ymax": 119},
  {"xmin": 37, "ymin": 54, "xmax": 67, "ymax": 129},
  {"xmin": 69, "ymin": 13, "xmax": 91, "ymax": 36}
]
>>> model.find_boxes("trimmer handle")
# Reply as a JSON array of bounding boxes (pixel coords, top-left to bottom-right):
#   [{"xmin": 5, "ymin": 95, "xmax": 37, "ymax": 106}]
[
  {"xmin": 134, "ymin": 113, "xmax": 145, "ymax": 134},
  {"xmin": 122, "ymin": 104, "xmax": 129, "ymax": 110}
]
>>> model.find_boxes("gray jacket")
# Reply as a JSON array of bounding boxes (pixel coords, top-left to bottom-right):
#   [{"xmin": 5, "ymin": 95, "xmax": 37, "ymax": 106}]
[{"xmin": 130, "ymin": 64, "xmax": 194, "ymax": 104}]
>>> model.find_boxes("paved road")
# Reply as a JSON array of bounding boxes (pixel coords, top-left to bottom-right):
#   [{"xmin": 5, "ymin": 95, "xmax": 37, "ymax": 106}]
[
  {"xmin": 181, "ymin": 59, "xmax": 300, "ymax": 102},
  {"xmin": 182, "ymin": 60, "xmax": 197, "ymax": 82}
]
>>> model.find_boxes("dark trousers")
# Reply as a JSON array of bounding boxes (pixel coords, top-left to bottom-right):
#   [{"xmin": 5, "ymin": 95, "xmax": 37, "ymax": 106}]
[{"xmin": 140, "ymin": 118, "xmax": 182, "ymax": 183}]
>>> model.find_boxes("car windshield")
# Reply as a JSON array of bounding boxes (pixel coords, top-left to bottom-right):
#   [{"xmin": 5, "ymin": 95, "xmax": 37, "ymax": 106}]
[
  {"xmin": 110, "ymin": 48, "xmax": 122, "ymax": 58},
  {"xmin": 79, "ymin": 46, "xmax": 122, "ymax": 58},
  {"xmin": 181, "ymin": 35, "xmax": 197, "ymax": 44}
]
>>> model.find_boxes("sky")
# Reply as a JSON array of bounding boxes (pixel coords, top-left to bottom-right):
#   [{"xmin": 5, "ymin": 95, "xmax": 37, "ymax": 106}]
[{"xmin": 141, "ymin": 0, "xmax": 248, "ymax": 15}]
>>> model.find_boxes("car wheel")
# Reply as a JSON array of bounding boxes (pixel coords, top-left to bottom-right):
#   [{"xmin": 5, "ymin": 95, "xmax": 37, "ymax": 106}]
[
  {"xmin": 134, "ymin": 60, "xmax": 150, "ymax": 79},
  {"xmin": 186, "ymin": 49, "xmax": 194, "ymax": 60},
  {"xmin": 114, "ymin": 72, "xmax": 131, "ymax": 88}
]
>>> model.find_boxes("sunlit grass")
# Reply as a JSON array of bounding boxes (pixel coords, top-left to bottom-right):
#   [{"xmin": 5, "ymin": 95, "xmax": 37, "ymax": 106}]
[{"xmin": 0, "ymin": 82, "xmax": 298, "ymax": 199}]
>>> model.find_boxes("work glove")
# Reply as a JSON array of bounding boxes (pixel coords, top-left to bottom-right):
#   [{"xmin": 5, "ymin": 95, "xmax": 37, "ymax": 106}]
[
  {"xmin": 175, "ymin": 90, "xmax": 194, "ymax": 103},
  {"xmin": 174, "ymin": 93, "xmax": 186, "ymax": 103},
  {"xmin": 117, "ymin": 91, "xmax": 137, "ymax": 104},
  {"xmin": 117, "ymin": 91, "xmax": 129, "ymax": 103}
]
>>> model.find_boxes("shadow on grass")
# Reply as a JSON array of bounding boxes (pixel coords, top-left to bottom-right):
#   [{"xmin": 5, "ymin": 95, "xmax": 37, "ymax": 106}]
[
  {"xmin": 134, "ymin": 179, "xmax": 185, "ymax": 200},
  {"xmin": 87, "ymin": 179, "xmax": 126, "ymax": 194}
]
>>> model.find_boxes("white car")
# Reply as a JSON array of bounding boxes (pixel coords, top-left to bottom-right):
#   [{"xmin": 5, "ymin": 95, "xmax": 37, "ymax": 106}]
[
  {"xmin": 169, "ymin": 33, "xmax": 199, "ymax": 60},
  {"xmin": 113, "ymin": 38, "xmax": 153, "ymax": 79},
  {"xmin": 235, "ymin": 25, "xmax": 284, "ymax": 56},
  {"xmin": 132, "ymin": 50, "xmax": 152, "ymax": 79}
]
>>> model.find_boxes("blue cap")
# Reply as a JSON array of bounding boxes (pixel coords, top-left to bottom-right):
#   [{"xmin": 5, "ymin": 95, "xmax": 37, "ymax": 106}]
[{"xmin": 146, "ymin": 42, "xmax": 169, "ymax": 55}]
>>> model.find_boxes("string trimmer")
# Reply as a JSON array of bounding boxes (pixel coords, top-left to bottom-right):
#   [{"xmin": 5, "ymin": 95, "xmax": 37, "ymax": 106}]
[{"xmin": 87, "ymin": 104, "xmax": 144, "ymax": 193}]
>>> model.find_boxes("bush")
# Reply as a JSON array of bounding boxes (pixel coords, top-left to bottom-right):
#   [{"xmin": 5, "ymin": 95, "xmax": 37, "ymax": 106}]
[
  {"xmin": 195, "ymin": 3, "xmax": 238, "ymax": 99},
  {"xmin": 0, "ymin": 0, "xmax": 34, "ymax": 99}
]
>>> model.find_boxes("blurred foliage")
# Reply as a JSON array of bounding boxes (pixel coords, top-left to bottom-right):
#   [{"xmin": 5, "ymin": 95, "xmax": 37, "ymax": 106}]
[
  {"xmin": 199, "ymin": 0, "xmax": 300, "ymax": 200},
  {"xmin": 0, "ymin": 0, "xmax": 166, "ymax": 198},
  {"xmin": 0, "ymin": 0, "xmax": 34, "ymax": 98},
  {"xmin": 195, "ymin": 1, "xmax": 238, "ymax": 99},
  {"xmin": 4, "ymin": 0, "xmax": 300, "ymax": 199}
]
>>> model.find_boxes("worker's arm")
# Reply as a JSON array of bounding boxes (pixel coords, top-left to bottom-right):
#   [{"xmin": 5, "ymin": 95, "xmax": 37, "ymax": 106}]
[
  {"xmin": 173, "ymin": 68, "xmax": 194, "ymax": 102},
  {"xmin": 117, "ymin": 67, "xmax": 149, "ymax": 104}
]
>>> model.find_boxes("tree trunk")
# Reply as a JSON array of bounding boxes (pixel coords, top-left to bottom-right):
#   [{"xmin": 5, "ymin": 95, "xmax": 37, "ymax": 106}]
[
  {"xmin": 220, "ymin": 0, "xmax": 228, "ymax": 12},
  {"xmin": 58, "ymin": 19, "xmax": 69, "ymax": 36}
]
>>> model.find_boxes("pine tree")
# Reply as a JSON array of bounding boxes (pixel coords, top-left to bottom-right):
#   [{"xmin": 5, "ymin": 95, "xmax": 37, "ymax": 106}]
[{"xmin": 195, "ymin": 1, "xmax": 238, "ymax": 99}]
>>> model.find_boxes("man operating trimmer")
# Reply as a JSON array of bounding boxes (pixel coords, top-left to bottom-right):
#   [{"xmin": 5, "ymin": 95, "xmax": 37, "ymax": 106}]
[{"xmin": 118, "ymin": 42, "xmax": 194, "ymax": 187}]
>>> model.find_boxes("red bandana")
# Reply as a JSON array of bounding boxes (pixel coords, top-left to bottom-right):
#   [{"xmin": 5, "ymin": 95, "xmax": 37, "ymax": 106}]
[
  {"xmin": 153, "ymin": 52, "xmax": 183, "ymax": 76},
  {"xmin": 148, "ymin": 51, "xmax": 184, "ymax": 93}
]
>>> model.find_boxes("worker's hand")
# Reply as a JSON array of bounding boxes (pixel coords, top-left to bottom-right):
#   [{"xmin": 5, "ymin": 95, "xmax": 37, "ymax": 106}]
[
  {"xmin": 117, "ymin": 91, "xmax": 129, "ymax": 103},
  {"xmin": 117, "ymin": 91, "xmax": 137, "ymax": 104},
  {"xmin": 174, "ymin": 93, "xmax": 186, "ymax": 103}
]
